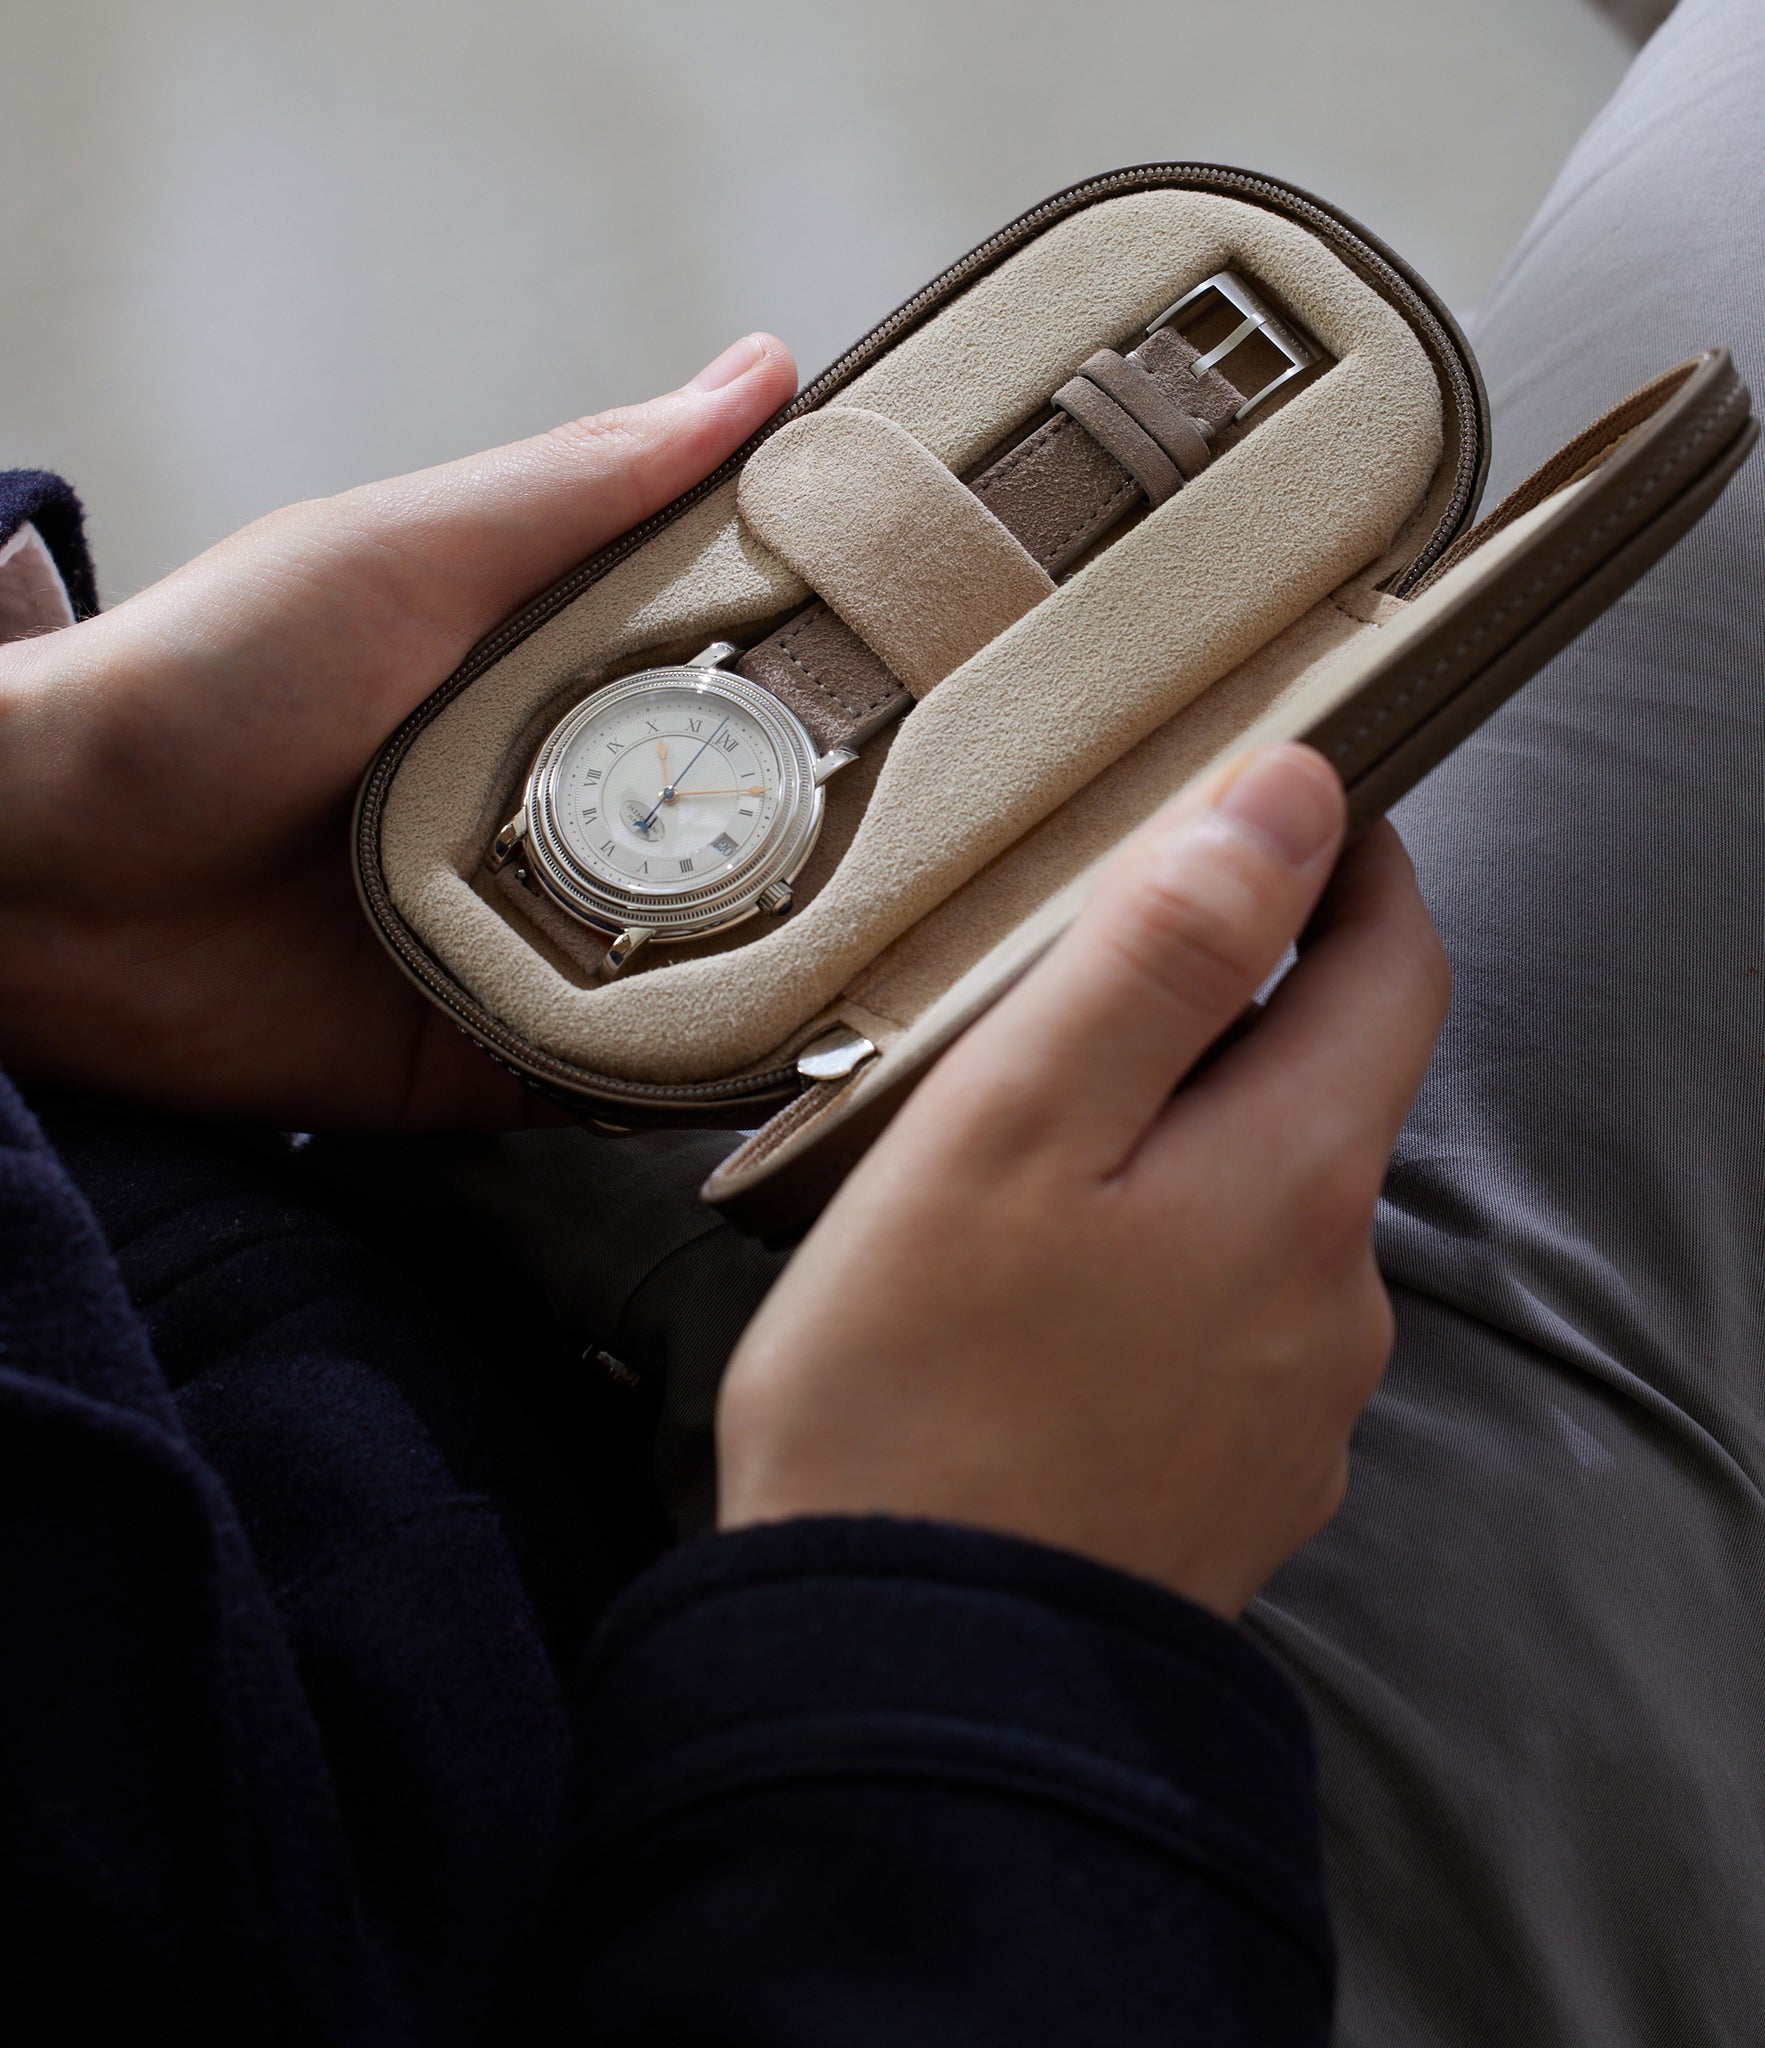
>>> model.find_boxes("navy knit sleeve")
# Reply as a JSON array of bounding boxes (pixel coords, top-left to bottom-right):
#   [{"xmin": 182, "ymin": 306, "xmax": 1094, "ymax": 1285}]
[
  {"xmin": 568, "ymin": 1515, "xmax": 1335, "ymax": 2044},
  {"xmin": 0, "ymin": 1074, "xmax": 399, "ymax": 2044},
  {"xmin": 0, "ymin": 468, "xmax": 98, "ymax": 617}
]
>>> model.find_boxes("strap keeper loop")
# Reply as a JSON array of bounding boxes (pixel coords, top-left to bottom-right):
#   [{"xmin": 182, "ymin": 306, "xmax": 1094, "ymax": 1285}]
[
  {"xmin": 1080, "ymin": 350, "xmax": 1216, "ymax": 481},
  {"xmin": 1052, "ymin": 348, "xmax": 1219, "ymax": 507},
  {"xmin": 1053, "ymin": 373, "xmax": 1179, "ymax": 505}
]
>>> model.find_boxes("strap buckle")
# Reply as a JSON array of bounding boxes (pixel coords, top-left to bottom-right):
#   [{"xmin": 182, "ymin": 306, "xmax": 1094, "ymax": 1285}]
[{"xmin": 1146, "ymin": 271, "xmax": 1318, "ymax": 422}]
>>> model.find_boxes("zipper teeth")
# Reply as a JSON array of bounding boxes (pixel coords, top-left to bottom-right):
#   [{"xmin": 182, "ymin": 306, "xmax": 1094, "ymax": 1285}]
[{"xmin": 356, "ymin": 162, "xmax": 1484, "ymax": 1111}]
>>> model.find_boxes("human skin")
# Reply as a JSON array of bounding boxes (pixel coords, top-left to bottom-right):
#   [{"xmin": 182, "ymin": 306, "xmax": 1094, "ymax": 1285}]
[
  {"xmin": 0, "ymin": 344, "xmax": 1449, "ymax": 1607},
  {"xmin": 0, "ymin": 333, "xmax": 799, "ymax": 1129},
  {"xmin": 719, "ymin": 748, "xmax": 1450, "ymax": 1614}
]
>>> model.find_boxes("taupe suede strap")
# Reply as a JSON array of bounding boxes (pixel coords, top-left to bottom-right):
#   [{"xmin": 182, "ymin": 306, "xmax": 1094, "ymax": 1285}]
[
  {"xmin": 1060, "ymin": 348, "xmax": 1218, "ymax": 492},
  {"xmin": 737, "ymin": 324, "xmax": 1249, "ymax": 753},
  {"xmin": 737, "ymin": 408, "xmax": 1056, "ymax": 701},
  {"xmin": 1052, "ymin": 372, "xmax": 1184, "ymax": 507}
]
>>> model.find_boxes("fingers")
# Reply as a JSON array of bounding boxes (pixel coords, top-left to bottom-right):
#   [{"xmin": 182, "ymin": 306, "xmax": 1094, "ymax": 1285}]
[
  {"xmin": 332, "ymin": 332, "xmax": 800, "ymax": 631},
  {"xmin": 1139, "ymin": 821, "xmax": 1448, "ymax": 1190},
  {"xmin": 929, "ymin": 743, "xmax": 1346, "ymax": 1178},
  {"xmin": 1219, "ymin": 820, "xmax": 1448, "ymax": 1143}
]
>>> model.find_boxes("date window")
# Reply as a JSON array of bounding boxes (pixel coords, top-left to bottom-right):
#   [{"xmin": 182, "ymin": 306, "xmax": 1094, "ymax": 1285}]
[{"xmin": 711, "ymin": 832, "xmax": 739, "ymax": 859}]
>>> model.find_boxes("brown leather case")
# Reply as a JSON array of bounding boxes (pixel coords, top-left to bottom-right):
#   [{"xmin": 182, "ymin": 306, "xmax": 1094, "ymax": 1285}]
[{"xmin": 351, "ymin": 165, "xmax": 1757, "ymax": 1236}]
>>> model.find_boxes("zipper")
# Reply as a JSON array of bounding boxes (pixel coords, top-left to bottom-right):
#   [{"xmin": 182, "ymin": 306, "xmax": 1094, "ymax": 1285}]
[{"xmin": 354, "ymin": 162, "xmax": 1488, "ymax": 1118}]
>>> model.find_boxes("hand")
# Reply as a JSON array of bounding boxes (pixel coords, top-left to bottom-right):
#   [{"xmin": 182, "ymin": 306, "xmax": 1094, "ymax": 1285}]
[
  {"xmin": 0, "ymin": 334, "xmax": 797, "ymax": 1128},
  {"xmin": 717, "ymin": 743, "xmax": 1450, "ymax": 1617}
]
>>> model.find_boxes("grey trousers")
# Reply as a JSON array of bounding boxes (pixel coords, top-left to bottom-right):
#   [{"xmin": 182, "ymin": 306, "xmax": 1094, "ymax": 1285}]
[
  {"xmin": 1247, "ymin": 2, "xmax": 1765, "ymax": 2040},
  {"xmin": 358, "ymin": 8, "xmax": 1765, "ymax": 2033}
]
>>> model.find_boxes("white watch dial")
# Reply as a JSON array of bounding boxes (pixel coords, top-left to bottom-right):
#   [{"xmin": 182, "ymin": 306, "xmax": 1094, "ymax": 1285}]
[
  {"xmin": 518, "ymin": 665, "xmax": 826, "ymax": 943},
  {"xmin": 551, "ymin": 684, "xmax": 784, "ymax": 894}
]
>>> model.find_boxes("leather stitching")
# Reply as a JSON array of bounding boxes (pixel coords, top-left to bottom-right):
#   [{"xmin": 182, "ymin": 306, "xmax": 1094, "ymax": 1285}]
[
  {"xmin": 972, "ymin": 410, "xmax": 1071, "ymax": 490},
  {"xmin": 775, "ymin": 609, "xmax": 876, "ymax": 719},
  {"xmin": 1040, "ymin": 476, "xmax": 1139, "ymax": 563},
  {"xmin": 1055, "ymin": 376, "xmax": 1180, "ymax": 506},
  {"xmin": 713, "ymin": 1080, "xmax": 841, "ymax": 1173},
  {"xmin": 1324, "ymin": 384, "xmax": 1745, "ymax": 762}
]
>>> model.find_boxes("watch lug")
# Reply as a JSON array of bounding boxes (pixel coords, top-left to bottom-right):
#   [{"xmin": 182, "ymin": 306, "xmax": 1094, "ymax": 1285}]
[
  {"xmin": 596, "ymin": 926, "xmax": 655, "ymax": 980},
  {"xmin": 485, "ymin": 805, "xmax": 528, "ymax": 873},
  {"xmin": 811, "ymin": 745, "xmax": 859, "ymax": 786},
  {"xmin": 686, "ymin": 640, "xmax": 741, "ymax": 669}
]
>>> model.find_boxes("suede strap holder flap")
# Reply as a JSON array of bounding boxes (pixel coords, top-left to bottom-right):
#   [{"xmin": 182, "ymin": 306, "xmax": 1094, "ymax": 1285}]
[
  {"xmin": 728, "ymin": 326, "xmax": 1250, "ymax": 754},
  {"xmin": 737, "ymin": 407, "xmax": 1056, "ymax": 701}
]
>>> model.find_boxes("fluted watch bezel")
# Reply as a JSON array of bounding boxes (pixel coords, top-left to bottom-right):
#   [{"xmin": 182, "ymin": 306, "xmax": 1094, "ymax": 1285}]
[{"xmin": 518, "ymin": 664, "xmax": 826, "ymax": 944}]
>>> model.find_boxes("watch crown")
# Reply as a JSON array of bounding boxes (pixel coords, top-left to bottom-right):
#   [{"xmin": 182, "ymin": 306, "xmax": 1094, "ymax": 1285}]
[{"xmin": 757, "ymin": 880, "xmax": 794, "ymax": 916}]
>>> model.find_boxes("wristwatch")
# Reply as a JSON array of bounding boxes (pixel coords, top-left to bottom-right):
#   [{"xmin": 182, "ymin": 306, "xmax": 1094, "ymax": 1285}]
[{"xmin": 485, "ymin": 271, "xmax": 1319, "ymax": 979}]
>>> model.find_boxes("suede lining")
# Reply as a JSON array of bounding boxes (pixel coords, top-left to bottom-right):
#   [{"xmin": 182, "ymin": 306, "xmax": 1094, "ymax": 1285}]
[
  {"xmin": 792, "ymin": 477, "xmax": 1597, "ymax": 1133},
  {"xmin": 378, "ymin": 188, "xmax": 1444, "ymax": 1085},
  {"xmin": 737, "ymin": 407, "xmax": 1055, "ymax": 699}
]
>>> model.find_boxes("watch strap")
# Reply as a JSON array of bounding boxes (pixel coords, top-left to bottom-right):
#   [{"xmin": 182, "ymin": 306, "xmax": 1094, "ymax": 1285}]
[{"xmin": 736, "ymin": 323, "xmax": 1252, "ymax": 754}]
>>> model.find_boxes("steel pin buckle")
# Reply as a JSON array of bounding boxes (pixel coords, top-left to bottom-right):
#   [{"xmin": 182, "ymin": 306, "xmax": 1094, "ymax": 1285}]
[{"xmin": 1145, "ymin": 270, "xmax": 1318, "ymax": 422}]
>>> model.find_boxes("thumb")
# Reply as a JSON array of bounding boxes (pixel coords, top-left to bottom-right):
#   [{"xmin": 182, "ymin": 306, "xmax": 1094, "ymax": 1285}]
[
  {"xmin": 51, "ymin": 333, "xmax": 799, "ymax": 811},
  {"xmin": 937, "ymin": 742, "xmax": 1346, "ymax": 1179},
  {"xmin": 327, "ymin": 331, "xmax": 799, "ymax": 635}
]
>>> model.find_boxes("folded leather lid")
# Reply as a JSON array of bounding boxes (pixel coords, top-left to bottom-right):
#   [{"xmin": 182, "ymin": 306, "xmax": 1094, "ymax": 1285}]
[{"xmin": 704, "ymin": 351, "xmax": 1756, "ymax": 1237}]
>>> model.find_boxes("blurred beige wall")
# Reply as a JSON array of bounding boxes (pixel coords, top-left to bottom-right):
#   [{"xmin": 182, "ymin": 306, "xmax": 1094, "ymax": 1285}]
[{"xmin": 1, "ymin": 0, "xmax": 1632, "ymax": 601}]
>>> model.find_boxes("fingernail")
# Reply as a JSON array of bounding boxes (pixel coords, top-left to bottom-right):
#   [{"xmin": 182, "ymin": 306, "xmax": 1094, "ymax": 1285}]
[
  {"xmin": 1211, "ymin": 745, "xmax": 1342, "ymax": 871},
  {"xmin": 689, "ymin": 334, "xmax": 766, "ymax": 392}
]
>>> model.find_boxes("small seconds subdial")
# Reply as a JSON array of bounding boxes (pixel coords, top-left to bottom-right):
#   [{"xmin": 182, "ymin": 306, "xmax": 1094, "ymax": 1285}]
[{"xmin": 552, "ymin": 684, "xmax": 783, "ymax": 894}]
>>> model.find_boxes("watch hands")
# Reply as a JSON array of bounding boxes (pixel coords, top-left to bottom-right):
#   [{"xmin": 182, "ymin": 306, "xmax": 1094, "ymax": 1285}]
[
  {"xmin": 619, "ymin": 794, "xmax": 665, "ymax": 842},
  {"xmin": 638, "ymin": 717, "xmax": 727, "ymax": 831}
]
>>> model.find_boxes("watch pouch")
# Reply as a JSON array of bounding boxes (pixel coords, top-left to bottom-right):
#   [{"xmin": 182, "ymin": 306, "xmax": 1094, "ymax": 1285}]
[{"xmin": 353, "ymin": 164, "xmax": 1757, "ymax": 1236}]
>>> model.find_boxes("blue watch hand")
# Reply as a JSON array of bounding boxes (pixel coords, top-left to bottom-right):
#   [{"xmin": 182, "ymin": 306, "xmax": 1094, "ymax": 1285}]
[{"xmin": 639, "ymin": 715, "xmax": 727, "ymax": 831}]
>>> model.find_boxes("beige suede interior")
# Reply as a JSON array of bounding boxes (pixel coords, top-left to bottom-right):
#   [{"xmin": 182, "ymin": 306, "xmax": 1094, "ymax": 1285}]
[
  {"xmin": 707, "ymin": 473, "xmax": 1601, "ymax": 1202},
  {"xmin": 791, "ymin": 474, "xmax": 1598, "ymax": 1135},
  {"xmin": 737, "ymin": 407, "xmax": 1055, "ymax": 697},
  {"xmin": 378, "ymin": 188, "xmax": 1445, "ymax": 1086}
]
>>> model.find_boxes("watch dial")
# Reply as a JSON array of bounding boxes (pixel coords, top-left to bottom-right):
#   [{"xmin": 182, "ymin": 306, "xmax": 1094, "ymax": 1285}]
[{"xmin": 550, "ymin": 683, "xmax": 784, "ymax": 896}]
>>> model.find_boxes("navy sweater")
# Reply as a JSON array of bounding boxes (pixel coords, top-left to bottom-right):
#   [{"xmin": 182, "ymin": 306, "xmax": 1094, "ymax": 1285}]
[{"xmin": 0, "ymin": 477, "xmax": 1334, "ymax": 2043}]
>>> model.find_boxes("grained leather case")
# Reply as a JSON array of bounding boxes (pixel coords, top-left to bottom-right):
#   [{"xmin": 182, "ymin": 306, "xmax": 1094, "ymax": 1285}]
[{"xmin": 352, "ymin": 165, "xmax": 1757, "ymax": 1235}]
